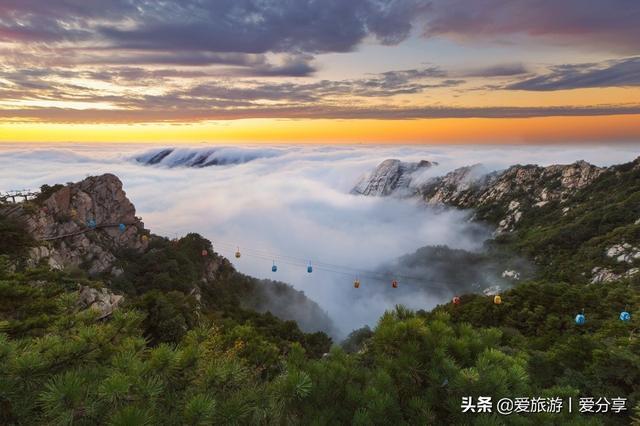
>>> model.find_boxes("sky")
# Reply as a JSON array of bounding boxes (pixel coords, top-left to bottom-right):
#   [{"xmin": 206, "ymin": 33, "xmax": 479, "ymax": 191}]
[{"xmin": 1, "ymin": 0, "xmax": 640, "ymax": 143}]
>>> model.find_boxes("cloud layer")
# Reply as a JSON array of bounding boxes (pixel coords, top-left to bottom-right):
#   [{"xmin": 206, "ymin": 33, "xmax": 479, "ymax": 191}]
[{"xmin": 1, "ymin": 144, "xmax": 639, "ymax": 337}]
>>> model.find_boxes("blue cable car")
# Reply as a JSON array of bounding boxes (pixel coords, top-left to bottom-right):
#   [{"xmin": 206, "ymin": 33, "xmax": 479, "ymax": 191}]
[
  {"xmin": 272, "ymin": 261, "xmax": 278, "ymax": 272},
  {"xmin": 118, "ymin": 223, "xmax": 126, "ymax": 233},
  {"xmin": 87, "ymin": 219, "xmax": 96, "ymax": 229},
  {"xmin": 307, "ymin": 262, "xmax": 313, "ymax": 273},
  {"xmin": 575, "ymin": 313, "xmax": 586, "ymax": 325},
  {"xmin": 620, "ymin": 311, "xmax": 631, "ymax": 322}
]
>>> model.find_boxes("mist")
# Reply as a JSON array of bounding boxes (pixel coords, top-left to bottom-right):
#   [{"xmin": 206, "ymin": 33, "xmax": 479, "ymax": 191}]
[{"xmin": 1, "ymin": 143, "xmax": 639, "ymax": 339}]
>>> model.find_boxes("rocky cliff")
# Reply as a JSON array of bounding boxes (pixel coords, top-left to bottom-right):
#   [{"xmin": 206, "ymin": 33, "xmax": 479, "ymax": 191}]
[
  {"xmin": 354, "ymin": 159, "xmax": 605, "ymax": 233},
  {"xmin": 0, "ymin": 174, "xmax": 149, "ymax": 275}
]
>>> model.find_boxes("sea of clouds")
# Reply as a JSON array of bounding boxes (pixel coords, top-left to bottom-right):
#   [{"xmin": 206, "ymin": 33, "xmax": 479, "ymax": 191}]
[{"xmin": 1, "ymin": 143, "xmax": 639, "ymax": 338}]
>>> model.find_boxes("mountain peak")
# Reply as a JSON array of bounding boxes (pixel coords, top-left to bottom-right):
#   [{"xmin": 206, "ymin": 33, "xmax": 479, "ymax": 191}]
[{"xmin": 351, "ymin": 159, "xmax": 438, "ymax": 196}]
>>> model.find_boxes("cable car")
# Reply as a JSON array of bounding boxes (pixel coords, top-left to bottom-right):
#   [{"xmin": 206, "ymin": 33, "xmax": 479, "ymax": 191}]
[
  {"xmin": 307, "ymin": 262, "xmax": 313, "ymax": 273},
  {"xmin": 354, "ymin": 279, "xmax": 360, "ymax": 289},
  {"xmin": 493, "ymin": 295, "xmax": 502, "ymax": 305},
  {"xmin": 575, "ymin": 313, "xmax": 586, "ymax": 325},
  {"xmin": 620, "ymin": 311, "xmax": 631, "ymax": 322},
  {"xmin": 141, "ymin": 235, "xmax": 149, "ymax": 242},
  {"xmin": 391, "ymin": 280, "xmax": 398, "ymax": 288},
  {"xmin": 118, "ymin": 223, "xmax": 126, "ymax": 233},
  {"xmin": 70, "ymin": 208, "xmax": 77, "ymax": 218},
  {"xmin": 452, "ymin": 296, "xmax": 461, "ymax": 305},
  {"xmin": 235, "ymin": 247, "xmax": 241, "ymax": 258},
  {"xmin": 201, "ymin": 249, "xmax": 208, "ymax": 257},
  {"xmin": 272, "ymin": 261, "xmax": 278, "ymax": 272},
  {"xmin": 87, "ymin": 219, "xmax": 96, "ymax": 229}
]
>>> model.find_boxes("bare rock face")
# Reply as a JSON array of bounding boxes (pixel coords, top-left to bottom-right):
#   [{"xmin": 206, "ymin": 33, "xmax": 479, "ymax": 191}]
[
  {"xmin": 591, "ymin": 267, "xmax": 639, "ymax": 284},
  {"xmin": 2, "ymin": 174, "xmax": 149, "ymax": 275},
  {"xmin": 351, "ymin": 159, "xmax": 438, "ymax": 196},
  {"xmin": 77, "ymin": 285, "xmax": 124, "ymax": 319},
  {"xmin": 417, "ymin": 164, "xmax": 494, "ymax": 206}
]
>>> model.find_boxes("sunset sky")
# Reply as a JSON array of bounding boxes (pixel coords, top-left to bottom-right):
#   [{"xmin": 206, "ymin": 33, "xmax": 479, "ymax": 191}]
[{"xmin": 1, "ymin": 0, "xmax": 639, "ymax": 144}]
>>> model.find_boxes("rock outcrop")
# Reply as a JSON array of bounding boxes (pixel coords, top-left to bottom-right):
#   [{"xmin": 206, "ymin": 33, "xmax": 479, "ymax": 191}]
[
  {"xmin": 416, "ymin": 164, "xmax": 493, "ymax": 206},
  {"xmin": 351, "ymin": 159, "xmax": 437, "ymax": 196},
  {"xmin": 606, "ymin": 243, "xmax": 640, "ymax": 264},
  {"xmin": 591, "ymin": 267, "xmax": 640, "ymax": 284},
  {"xmin": 1, "ymin": 174, "xmax": 148, "ymax": 275},
  {"xmin": 77, "ymin": 285, "xmax": 124, "ymax": 319}
]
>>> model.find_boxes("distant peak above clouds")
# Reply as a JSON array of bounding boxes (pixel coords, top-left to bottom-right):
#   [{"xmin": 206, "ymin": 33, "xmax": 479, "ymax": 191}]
[
  {"xmin": 133, "ymin": 147, "xmax": 283, "ymax": 168},
  {"xmin": 351, "ymin": 158, "xmax": 438, "ymax": 196}
]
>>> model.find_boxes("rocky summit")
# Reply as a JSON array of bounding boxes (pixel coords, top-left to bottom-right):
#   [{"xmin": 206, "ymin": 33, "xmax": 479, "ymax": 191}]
[
  {"xmin": 351, "ymin": 159, "xmax": 437, "ymax": 196},
  {"xmin": 0, "ymin": 173, "xmax": 148, "ymax": 275}
]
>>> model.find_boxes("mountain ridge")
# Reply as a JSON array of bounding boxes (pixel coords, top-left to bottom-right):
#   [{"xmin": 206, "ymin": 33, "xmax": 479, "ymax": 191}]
[
  {"xmin": 354, "ymin": 158, "xmax": 610, "ymax": 232},
  {"xmin": 354, "ymin": 156, "xmax": 640, "ymax": 285}
]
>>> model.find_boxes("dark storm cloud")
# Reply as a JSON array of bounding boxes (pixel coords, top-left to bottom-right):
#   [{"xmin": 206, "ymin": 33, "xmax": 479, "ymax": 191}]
[
  {"xmin": 1, "ymin": 0, "xmax": 638, "ymax": 69},
  {"xmin": 504, "ymin": 57, "xmax": 640, "ymax": 91},
  {"xmin": 0, "ymin": 0, "xmax": 428, "ymax": 76},
  {"xmin": 0, "ymin": 0, "xmax": 423, "ymax": 54}
]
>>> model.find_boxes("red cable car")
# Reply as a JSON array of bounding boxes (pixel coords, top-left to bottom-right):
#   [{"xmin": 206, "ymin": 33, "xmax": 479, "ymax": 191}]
[
  {"xmin": 391, "ymin": 280, "xmax": 398, "ymax": 289},
  {"xmin": 452, "ymin": 296, "xmax": 461, "ymax": 305}
]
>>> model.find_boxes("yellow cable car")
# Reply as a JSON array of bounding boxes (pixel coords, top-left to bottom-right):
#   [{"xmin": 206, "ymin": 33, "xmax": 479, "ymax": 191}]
[
  {"xmin": 235, "ymin": 247, "xmax": 241, "ymax": 258},
  {"xmin": 493, "ymin": 295, "xmax": 502, "ymax": 305}
]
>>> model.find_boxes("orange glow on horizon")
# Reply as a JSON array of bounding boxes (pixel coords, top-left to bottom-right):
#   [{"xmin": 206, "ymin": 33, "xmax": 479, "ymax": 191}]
[{"xmin": 1, "ymin": 115, "xmax": 639, "ymax": 144}]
